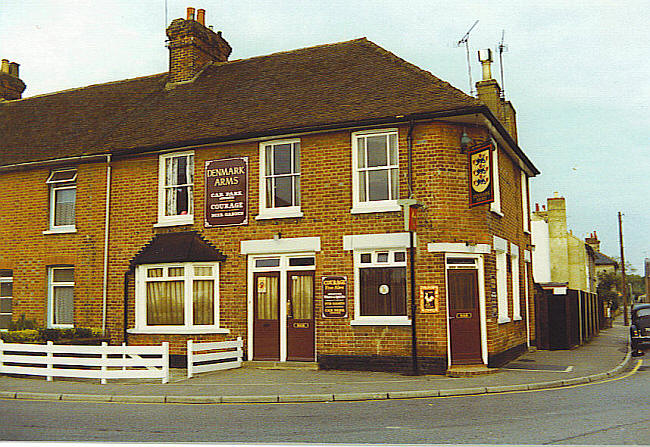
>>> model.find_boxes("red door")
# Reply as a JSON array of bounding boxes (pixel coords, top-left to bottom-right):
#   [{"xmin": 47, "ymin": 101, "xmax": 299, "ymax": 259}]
[
  {"xmin": 287, "ymin": 271, "xmax": 315, "ymax": 361},
  {"xmin": 253, "ymin": 272, "xmax": 280, "ymax": 360},
  {"xmin": 447, "ymin": 269, "xmax": 482, "ymax": 364}
]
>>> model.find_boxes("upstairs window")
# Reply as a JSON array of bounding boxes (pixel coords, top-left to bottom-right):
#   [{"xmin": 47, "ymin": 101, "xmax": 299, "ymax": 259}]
[
  {"xmin": 46, "ymin": 169, "xmax": 77, "ymax": 232},
  {"xmin": 257, "ymin": 139, "xmax": 302, "ymax": 219},
  {"xmin": 157, "ymin": 151, "xmax": 194, "ymax": 226},
  {"xmin": 490, "ymin": 142, "xmax": 502, "ymax": 215},
  {"xmin": 352, "ymin": 130, "xmax": 400, "ymax": 214}
]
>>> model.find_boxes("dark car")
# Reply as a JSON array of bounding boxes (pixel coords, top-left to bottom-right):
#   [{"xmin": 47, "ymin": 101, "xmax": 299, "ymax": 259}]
[{"xmin": 630, "ymin": 303, "xmax": 650, "ymax": 353}]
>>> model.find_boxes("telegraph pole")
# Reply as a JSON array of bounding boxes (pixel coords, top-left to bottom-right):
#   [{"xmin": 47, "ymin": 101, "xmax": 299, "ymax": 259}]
[{"xmin": 618, "ymin": 212, "xmax": 629, "ymax": 325}]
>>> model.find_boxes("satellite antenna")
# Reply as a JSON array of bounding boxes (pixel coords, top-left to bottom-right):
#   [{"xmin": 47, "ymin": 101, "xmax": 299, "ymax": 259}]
[
  {"xmin": 457, "ymin": 20, "xmax": 479, "ymax": 96},
  {"xmin": 497, "ymin": 29, "xmax": 508, "ymax": 98}
]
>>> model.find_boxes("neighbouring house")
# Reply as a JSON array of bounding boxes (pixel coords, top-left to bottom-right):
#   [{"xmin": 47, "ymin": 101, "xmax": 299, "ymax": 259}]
[
  {"xmin": 0, "ymin": 7, "xmax": 539, "ymax": 373},
  {"xmin": 531, "ymin": 194, "xmax": 603, "ymax": 349},
  {"xmin": 585, "ymin": 232, "xmax": 619, "ymax": 278}
]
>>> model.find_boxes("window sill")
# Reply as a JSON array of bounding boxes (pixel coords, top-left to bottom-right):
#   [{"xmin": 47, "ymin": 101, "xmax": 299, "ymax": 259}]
[
  {"xmin": 255, "ymin": 209, "xmax": 304, "ymax": 220},
  {"xmin": 128, "ymin": 327, "xmax": 230, "ymax": 335},
  {"xmin": 43, "ymin": 227, "xmax": 77, "ymax": 235},
  {"xmin": 48, "ymin": 324, "xmax": 74, "ymax": 329},
  {"xmin": 351, "ymin": 203, "xmax": 401, "ymax": 215},
  {"xmin": 490, "ymin": 209, "xmax": 504, "ymax": 218},
  {"xmin": 497, "ymin": 316, "xmax": 511, "ymax": 324},
  {"xmin": 350, "ymin": 317, "xmax": 411, "ymax": 326},
  {"xmin": 154, "ymin": 217, "xmax": 194, "ymax": 228},
  {"xmin": 513, "ymin": 315, "xmax": 523, "ymax": 321}
]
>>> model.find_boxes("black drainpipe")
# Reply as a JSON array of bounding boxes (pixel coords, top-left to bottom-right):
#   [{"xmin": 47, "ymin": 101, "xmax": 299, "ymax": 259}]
[
  {"xmin": 123, "ymin": 270, "xmax": 130, "ymax": 345},
  {"xmin": 407, "ymin": 119, "xmax": 419, "ymax": 375}
]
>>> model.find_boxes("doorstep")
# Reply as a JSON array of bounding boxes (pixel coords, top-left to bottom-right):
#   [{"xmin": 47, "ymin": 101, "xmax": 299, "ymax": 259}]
[
  {"xmin": 242, "ymin": 361, "xmax": 319, "ymax": 370},
  {"xmin": 446, "ymin": 364, "xmax": 499, "ymax": 377}
]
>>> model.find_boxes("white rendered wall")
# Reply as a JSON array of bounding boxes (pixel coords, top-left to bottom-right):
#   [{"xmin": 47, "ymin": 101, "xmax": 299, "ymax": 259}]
[{"xmin": 531, "ymin": 219, "xmax": 551, "ymax": 283}]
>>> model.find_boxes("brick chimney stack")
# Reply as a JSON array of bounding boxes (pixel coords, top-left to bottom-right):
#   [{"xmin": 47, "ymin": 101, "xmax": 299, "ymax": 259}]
[
  {"xmin": 585, "ymin": 231, "xmax": 601, "ymax": 253},
  {"xmin": 475, "ymin": 49, "xmax": 518, "ymax": 143},
  {"xmin": 0, "ymin": 59, "xmax": 26, "ymax": 101},
  {"xmin": 166, "ymin": 7, "xmax": 232, "ymax": 84}
]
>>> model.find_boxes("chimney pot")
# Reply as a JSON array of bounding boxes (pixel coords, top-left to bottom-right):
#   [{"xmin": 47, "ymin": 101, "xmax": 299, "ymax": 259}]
[
  {"xmin": 535, "ymin": 203, "xmax": 539, "ymax": 212},
  {"xmin": 197, "ymin": 9, "xmax": 205, "ymax": 25},
  {"xmin": 8, "ymin": 62, "xmax": 19, "ymax": 77},
  {"xmin": 187, "ymin": 7, "xmax": 195, "ymax": 20},
  {"xmin": 478, "ymin": 49, "xmax": 493, "ymax": 81}
]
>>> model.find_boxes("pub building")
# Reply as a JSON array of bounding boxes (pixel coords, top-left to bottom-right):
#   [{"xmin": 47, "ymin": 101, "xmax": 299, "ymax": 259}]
[{"xmin": 0, "ymin": 8, "xmax": 538, "ymax": 374}]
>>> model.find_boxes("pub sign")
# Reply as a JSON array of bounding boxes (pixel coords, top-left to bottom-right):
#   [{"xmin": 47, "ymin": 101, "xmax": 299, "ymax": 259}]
[
  {"xmin": 205, "ymin": 157, "xmax": 248, "ymax": 227},
  {"xmin": 322, "ymin": 276, "xmax": 347, "ymax": 318},
  {"xmin": 468, "ymin": 142, "xmax": 494, "ymax": 207}
]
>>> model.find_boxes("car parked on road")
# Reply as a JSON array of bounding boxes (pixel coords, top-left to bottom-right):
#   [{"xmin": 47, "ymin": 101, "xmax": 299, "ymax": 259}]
[{"xmin": 630, "ymin": 303, "xmax": 650, "ymax": 353}]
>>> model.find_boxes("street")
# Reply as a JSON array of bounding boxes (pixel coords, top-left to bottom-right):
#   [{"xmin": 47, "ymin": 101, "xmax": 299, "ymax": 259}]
[{"xmin": 1, "ymin": 357, "xmax": 648, "ymax": 444}]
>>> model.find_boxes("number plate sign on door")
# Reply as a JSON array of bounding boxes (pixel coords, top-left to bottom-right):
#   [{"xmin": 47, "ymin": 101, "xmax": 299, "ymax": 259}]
[
  {"xmin": 456, "ymin": 312, "xmax": 472, "ymax": 319},
  {"xmin": 293, "ymin": 322, "xmax": 309, "ymax": 329}
]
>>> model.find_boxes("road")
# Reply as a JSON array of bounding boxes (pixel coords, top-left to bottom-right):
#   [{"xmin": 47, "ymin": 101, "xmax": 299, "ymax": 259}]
[{"xmin": 1, "ymin": 358, "xmax": 649, "ymax": 444}]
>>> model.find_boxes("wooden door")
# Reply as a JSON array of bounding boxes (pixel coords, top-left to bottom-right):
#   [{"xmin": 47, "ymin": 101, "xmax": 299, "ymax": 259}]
[
  {"xmin": 447, "ymin": 269, "xmax": 482, "ymax": 364},
  {"xmin": 287, "ymin": 271, "xmax": 315, "ymax": 361},
  {"xmin": 253, "ymin": 272, "xmax": 280, "ymax": 360}
]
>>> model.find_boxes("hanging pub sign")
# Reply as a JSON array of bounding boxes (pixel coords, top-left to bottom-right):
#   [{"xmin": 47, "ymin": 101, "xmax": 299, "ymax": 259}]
[
  {"xmin": 205, "ymin": 157, "xmax": 248, "ymax": 227},
  {"xmin": 468, "ymin": 142, "xmax": 494, "ymax": 208},
  {"xmin": 322, "ymin": 276, "xmax": 347, "ymax": 318}
]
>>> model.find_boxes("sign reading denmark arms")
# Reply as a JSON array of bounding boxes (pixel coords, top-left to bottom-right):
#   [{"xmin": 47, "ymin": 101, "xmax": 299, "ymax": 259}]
[
  {"xmin": 468, "ymin": 142, "xmax": 494, "ymax": 207},
  {"xmin": 205, "ymin": 157, "xmax": 248, "ymax": 227}
]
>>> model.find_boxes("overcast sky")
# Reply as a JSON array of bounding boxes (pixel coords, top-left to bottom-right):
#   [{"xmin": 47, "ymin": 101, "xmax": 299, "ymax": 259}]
[{"xmin": 2, "ymin": 0, "xmax": 649, "ymax": 272}]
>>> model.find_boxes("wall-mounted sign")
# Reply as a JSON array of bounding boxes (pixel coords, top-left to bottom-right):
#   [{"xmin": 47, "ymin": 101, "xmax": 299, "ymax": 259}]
[
  {"xmin": 322, "ymin": 276, "xmax": 347, "ymax": 318},
  {"xmin": 468, "ymin": 142, "xmax": 494, "ymax": 208},
  {"xmin": 420, "ymin": 286, "xmax": 439, "ymax": 313},
  {"xmin": 205, "ymin": 157, "xmax": 248, "ymax": 227}
]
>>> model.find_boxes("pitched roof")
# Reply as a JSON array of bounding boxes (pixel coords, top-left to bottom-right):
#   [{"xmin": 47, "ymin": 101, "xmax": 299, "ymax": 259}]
[
  {"xmin": 130, "ymin": 231, "xmax": 226, "ymax": 266},
  {"xmin": 0, "ymin": 38, "xmax": 483, "ymax": 167},
  {"xmin": 594, "ymin": 251, "xmax": 618, "ymax": 267}
]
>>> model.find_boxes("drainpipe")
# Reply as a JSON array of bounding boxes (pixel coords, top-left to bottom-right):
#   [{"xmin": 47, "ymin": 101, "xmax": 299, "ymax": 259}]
[
  {"xmin": 407, "ymin": 119, "xmax": 419, "ymax": 375},
  {"xmin": 101, "ymin": 154, "xmax": 112, "ymax": 336},
  {"xmin": 123, "ymin": 270, "xmax": 130, "ymax": 344}
]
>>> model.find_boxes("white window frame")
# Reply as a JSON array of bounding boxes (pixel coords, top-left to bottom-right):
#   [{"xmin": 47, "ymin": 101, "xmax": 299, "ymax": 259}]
[
  {"xmin": 490, "ymin": 141, "xmax": 502, "ymax": 216},
  {"xmin": 155, "ymin": 151, "xmax": 194, "ymax": 227},
  {"xmin": 256, "ymin": 139, "xmax": 303, "ymax": 220},
  {"xmin": 0, "ymin": 271, "xmax": 13, "ymax": 330},
  {"xmin": 351, "ymin": 129, "xmax": 401, "ymax": 214},
  {"xmin": 45, "ymin": 169, "xmax": 77, "ymax": 234},
  {"xmin": 521, "ymin": 171, "xmax": 530, "ymax": 232},
  {"xmin": 131, "ymin": 262, "xmax": 228, "ymax": 334},
  {"xmin": 47, "ymin": 266, "xmax": 74, "ymax": 329},
  {"xmin": 511, "ymin": 243, "xmax": 522, "ymax": 321},
  {"xmin": 493, "ymin": 236, "xmax": 510, "ymax": 324}
]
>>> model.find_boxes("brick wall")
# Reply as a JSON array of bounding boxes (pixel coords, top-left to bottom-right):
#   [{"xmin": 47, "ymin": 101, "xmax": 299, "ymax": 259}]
[{"xmin": 0, "ymin": 118, "xmax": 534, "ymax": 367}]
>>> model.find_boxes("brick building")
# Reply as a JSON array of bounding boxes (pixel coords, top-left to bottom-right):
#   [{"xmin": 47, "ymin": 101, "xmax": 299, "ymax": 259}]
[{"xmin": 0, "ymin": 8, "xmax": 539, "ymax": 373}]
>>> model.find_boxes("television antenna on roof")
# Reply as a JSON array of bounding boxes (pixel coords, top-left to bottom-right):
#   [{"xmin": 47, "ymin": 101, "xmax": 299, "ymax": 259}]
[
  {"xmin": 457, "ymin": 20, "xmax": 479, "ymax": 96},
  {"xmin": 497, "ymin": 29, "xmax": 508, "ymax": 98}
]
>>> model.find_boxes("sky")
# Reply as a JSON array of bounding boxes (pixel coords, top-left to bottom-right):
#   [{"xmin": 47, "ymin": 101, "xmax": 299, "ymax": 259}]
[{"xmin": 1, "ymin": 0, "xmax": 649, "ymax": 272}]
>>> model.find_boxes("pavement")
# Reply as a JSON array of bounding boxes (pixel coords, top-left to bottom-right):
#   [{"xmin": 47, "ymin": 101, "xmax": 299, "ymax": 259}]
[{"xmin": 0, "ymin": 317, "xmax": 637, "ymax": 404}]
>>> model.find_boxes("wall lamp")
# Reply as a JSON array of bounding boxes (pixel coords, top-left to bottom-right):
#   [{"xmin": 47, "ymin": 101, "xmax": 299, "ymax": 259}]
[{"xmin": 460, "ymin": 130, "xmax": 473, "ymax": 153}]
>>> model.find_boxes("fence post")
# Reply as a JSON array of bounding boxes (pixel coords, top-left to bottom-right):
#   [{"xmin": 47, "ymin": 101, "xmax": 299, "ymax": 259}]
[
  {"xmin": 0, "ymin": 339, "xmax": 4, "ymax": 373},
  {"xmin": 161, "ymin": 342, "xmax": 169, "ymax": 384},
  {"xmin": 122, "ymin": 342, "xmax": 127, "ymax": 371},
  {"xmin": 100, "ymin": 342, "xmax": 108, "ymax": 384},
  {"xmin": 46, "ymin": 341, "xmax": 54, "ymax": 382},
  {"xmin": 187, "ymin": 339, "xmax": 193, "ymax": 379},
  {"xmin": 236, "ymin": 336, "xmax": 243, "ymax": 364}
]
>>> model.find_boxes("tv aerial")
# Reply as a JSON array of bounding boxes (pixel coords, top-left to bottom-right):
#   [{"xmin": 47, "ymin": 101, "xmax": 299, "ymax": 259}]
[
  {"xmin": 497, "ymin": 29, "xmax": 509, "ymax": 98},
  {"xmin": 457, "ymin": 20, "xmax": 479, "ymax": 96}
]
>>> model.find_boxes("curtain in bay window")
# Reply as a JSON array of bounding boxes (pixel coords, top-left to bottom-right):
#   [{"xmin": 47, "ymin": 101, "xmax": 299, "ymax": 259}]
[
  {"xmin": 193, "ymin": 280, "xmax": 214, "ymax": 325},
  {"xmin": 147, "ymin": 280, "xmax": 184, "ymax": 325}
]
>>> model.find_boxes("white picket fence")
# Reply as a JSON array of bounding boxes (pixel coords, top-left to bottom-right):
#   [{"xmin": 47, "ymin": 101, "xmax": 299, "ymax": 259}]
[
  {"xmin": 0, "ymin": 340, "xmax": 169, "ymax": 384},
  {"xmin": 187, "ymin": 337, "xmax": 243, "ymax": 378}
]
